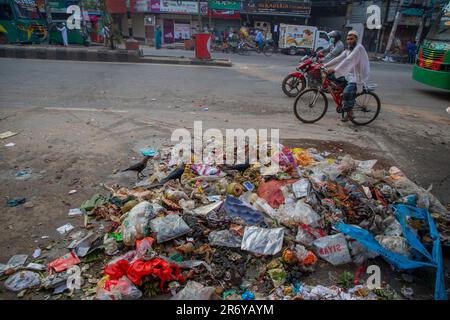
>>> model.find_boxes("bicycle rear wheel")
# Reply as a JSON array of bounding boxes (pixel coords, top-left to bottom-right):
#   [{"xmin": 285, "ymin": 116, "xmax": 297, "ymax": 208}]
[
  {"xmin": 293, "ymin": 89, "xmax": 328, "ymax": 123},
  {"xmin": 350, "ymin": 92, "xmax": 381, "ymax": 125}
]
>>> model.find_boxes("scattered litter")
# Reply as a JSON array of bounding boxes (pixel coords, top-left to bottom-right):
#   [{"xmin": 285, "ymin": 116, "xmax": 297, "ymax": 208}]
[
  {"xmin": 0, "ymin": 131, "xmax": 18, "ymax": 139},
  {"xmin": 56, "ymin": 223, "xmax": 75, "ymax": 235},
  {"xmin": 7, "ymin": 197, "xmax": 26, "ymax": 207},
  {"xmin": 4, "ymin": 142, "xmax": 15, "ymax": 147},
  {"xmin": 68, "ymin": 190, "xmax": 77, "ymax": 195},
  {"xmin": 48, "ymin": 252, "xmax": 81, "ymax": 273},
  {"xmin": 68, "ymin": 208, "xmax": 83, "ymax": 217},
  {"xmin": 5, "ymin": 271, "xmax": 40, "ymax": 292}
]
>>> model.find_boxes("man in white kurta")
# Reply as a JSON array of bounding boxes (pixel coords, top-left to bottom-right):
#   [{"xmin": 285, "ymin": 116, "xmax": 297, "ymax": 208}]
[
  {"xmin": 324, "ymin": 30, "xmax": 370, "ymax": 121},
  {"xmin": 57, "ymin": 23, "xmax": 68, "ymax": 47}
]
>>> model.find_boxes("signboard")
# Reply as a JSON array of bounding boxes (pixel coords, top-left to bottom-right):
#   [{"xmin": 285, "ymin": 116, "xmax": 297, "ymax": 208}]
[
  {"xmin": 150, "ymin": 0, "xmax": 160, "ymax": 12},
  {"xmin": 243, "ymin": 0, "xmax": 311, "ymax": 16},
  {"xmin": 174, "ymin": 23, "xmax": 190, "ymax": 40},
  {"xmin": 208, "ymin": 0, "xmax": 241, "ymax": 11},
  {"xmin": 135, "ymin": 0, "xmax": 149, "ymax": 12},
  {"xmin": 144, "ymin": 15, "xmax": 155, "ymax": 25},
  {"xmin": 159, "ymin": 1, "xmax": 208, "ymax": 15},
  {"xmin": 208, "ymin": 9, "xmax": 240, "ymax": 19},
  {"xmin": 14, "ymin": 0, "xmax": 37, "ymax": 7}
]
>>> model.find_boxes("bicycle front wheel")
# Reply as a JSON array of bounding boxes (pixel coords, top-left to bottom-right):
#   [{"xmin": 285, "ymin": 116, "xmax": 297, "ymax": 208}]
[
  {"xmin": 263, "ymin": 45, "xmax": 275, "ymax": 56},
  {"xmin": 293, "ymin": 89, "xmax": 328, "ymax": 123},
  {"xmin": 351, "ymin": 92, "xmax": 381, "ymax": 125}
]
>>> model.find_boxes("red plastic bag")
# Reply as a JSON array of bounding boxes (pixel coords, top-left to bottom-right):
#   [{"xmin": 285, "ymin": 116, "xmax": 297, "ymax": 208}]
[
  {"xmin": 48, "ymin": 252, "xmax": 80, "ymax": 273},
  {"xmin": 104, "ymin": 258, "xmax": 184, "ymax": 291},
  {"xmin": 257, "ymin": 179, "xmax": 296, "ymax": 209}
]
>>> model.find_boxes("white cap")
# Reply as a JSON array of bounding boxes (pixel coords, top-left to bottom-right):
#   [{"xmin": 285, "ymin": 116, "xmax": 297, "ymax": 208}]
[{"xmin": 348, "ymin": 30, "xmax": 359, "ymax": 38}]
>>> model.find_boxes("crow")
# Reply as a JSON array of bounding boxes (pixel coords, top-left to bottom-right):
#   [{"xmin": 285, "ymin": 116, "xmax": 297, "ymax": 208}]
[
  {"xmin": 122, "ymin": 156, "xmax": 151, "ymax": 180},
  {"xmin": 146, "ymin": 164, "xmax": 186, "ymax": 189}
]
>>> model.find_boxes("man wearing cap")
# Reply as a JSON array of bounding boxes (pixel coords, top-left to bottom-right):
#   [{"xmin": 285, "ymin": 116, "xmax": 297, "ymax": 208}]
[{"xmin": 324, "ymin": 30, "xmax": 370, "ymax": 122}]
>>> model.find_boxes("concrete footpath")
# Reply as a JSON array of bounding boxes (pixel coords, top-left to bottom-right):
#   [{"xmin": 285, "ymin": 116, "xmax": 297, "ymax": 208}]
[{"xmin": 0, "ymin": 44, "xmax": 232, "ymax": 67}]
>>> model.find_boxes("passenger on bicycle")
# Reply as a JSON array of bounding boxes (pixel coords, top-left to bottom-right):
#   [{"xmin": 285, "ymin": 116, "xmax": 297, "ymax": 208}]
[
  {"xmin": 255, "ymin": 29, "xmax": 264, "ymax": 50},
  {"xmin": 322, "ymin": 30, "xmax": 344, "ymax": 63},
  {"xmin": 324, "ymin": 30, "xmax": 370, "ymax": 122}
]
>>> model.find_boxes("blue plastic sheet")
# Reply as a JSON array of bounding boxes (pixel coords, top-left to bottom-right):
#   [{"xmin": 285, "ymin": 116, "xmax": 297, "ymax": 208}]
[
  {"xmin": 334, "ymin": 203, "xmax": 447, "ymax": 300},
  {"xmin": 224, "ymin": 196, "xmax": 264, "ymax": 225}
]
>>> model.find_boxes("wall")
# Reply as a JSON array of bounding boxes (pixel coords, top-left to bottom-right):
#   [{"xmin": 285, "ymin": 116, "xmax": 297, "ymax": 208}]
[{"xmin": 315, "ymin": 16, "xmax": 346, "ymax": 31}]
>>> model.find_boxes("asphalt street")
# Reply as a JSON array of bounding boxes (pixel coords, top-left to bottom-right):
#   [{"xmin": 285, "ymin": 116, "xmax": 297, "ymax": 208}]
[{"xmin": 0, "ymin": 55, "xmax": 449, "ymax": 287}]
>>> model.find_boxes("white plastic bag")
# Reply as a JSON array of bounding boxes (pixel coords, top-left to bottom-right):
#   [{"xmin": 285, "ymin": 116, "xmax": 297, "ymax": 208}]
[
  {"xmin": 294, "ymin": 200, "xmax": 321, "ymax": 226},
  {"xmin": 292, "ymin": 179, "xmax": 311, "ymax": 198},
  {"xmin": 150, "ymin": 214, "xmax": 192, "ymax": 243},
  {"xmin": 171, "ymin": 281, "xmax": 216, "ymax": 300},
  {"xmin": 122, "ymin": 201, "xmax": 155, "ymax": 246},
  {"xmin": 313, "ymin": 233, "xmax": 352, "ymax": 265},
  {"xmin": 241, "ymin": 226, "xmax": 284, "ymax": 255}
]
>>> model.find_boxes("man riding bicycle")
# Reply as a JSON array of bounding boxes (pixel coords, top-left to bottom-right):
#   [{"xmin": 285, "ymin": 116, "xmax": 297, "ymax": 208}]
[{"xmin": 324, "ymin": 30, "xmax": 370, "ymax": 122}]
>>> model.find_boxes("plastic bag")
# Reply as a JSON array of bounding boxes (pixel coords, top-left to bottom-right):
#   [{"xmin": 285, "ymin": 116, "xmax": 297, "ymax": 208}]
[
  {"xmin": 241, "ymin": 226, "xmax": 284, "ymax": 255},
  {"xmin": 292, "ymin": 179, "xmax": 311, "ymax": 198},
  {"xmin": 171, "ymin": 281, "xmax": 216, "ymax": 300},
  {"xmin": 348, "ymin": 240, "xmax": 379, "ymax": 265},
  {"xmin": 48, "ymin": 252, "xmax": 81, "ymax": 273},
  {"xmin": 374, "ymin": 235, "xmax": 410, "ymax": 257},
  {"xmin": 192, "ymin": 201, "xmax": 223, "ymax": 216},
  {"xmin": 102, "ymin": 276, "xmax": 143, "ymax": 300},
  {"xmin": 7, "ymin": 254, "xmax": 28, "ymax": 268},
  {"xmin": 122, "ymin": 201, "xmax": 155, "ymax": 246},
  {"xmin": 313, "ymin": 233, "xmax": 352, "ymax": 266},
  {"xmin": 5, "ymin": 271, "xmax": 41, "ymax": 292},
  {"xmin": 257, "ymin": 179, "xmax": 289, "ymax": 209},
  {"xmin": 295, "ymin": 244, "xmax": 318, "ymax": 266},
  {"xmin": 208, "ymin": 230, "xmax": 242, "ymax": 248},
  {"xmin": 149, "ymin": 214, "xmax": 192, "ymax": 243},
  {"xmin": 224, "ymin": 196, "xmax": 264, "ymax": 225},
  {"xmin": 291, "ymin": 200, "xmax": 321, "ymax": 226},
  {"xmin": 254, "ymin": 197, "xmax": 278, "ymax": 220},
  {"xmin": 387, "ymin": 167, "xmax": 448, "ymax": 216}
]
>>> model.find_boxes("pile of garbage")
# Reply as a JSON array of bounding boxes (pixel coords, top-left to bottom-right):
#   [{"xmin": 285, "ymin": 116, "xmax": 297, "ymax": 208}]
[{"xmin": 1, "ymin": 144, "xmax": 449, "ymax": 300}]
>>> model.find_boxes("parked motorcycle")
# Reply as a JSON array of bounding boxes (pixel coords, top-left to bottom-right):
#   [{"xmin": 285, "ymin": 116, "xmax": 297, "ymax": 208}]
[{"xmin": 281, "ymin": 51, "xmax": 324, "ymax": 97}]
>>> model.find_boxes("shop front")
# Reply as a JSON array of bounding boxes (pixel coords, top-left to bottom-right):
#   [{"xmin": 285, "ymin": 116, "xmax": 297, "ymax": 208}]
[{"xmin": 207, "ymin": 0, "xmax": 241, "ymax": 37}]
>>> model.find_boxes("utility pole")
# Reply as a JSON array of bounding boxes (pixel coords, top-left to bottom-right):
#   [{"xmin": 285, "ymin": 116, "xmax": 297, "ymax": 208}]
[
  {"xmin": 198, "ymin": 0, "xmax": 203, "ymax": 32},
  {"xmin": 125, "ymin": 0, "xmax": 139, "ymax": 50},
  {"xmin": 345, "ymin": 0, "xmax": 354, "ymax": 27},
  {"xmin": 384, "ymin": 0, "xmax": 405, "ymax": 56}
]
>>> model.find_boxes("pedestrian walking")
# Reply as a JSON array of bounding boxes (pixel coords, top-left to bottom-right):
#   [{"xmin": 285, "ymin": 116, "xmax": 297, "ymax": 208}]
[
  {"xmin": 57, "ymin": 22, "xmax": 68, "ymax": 47},
  {"xmin": 155, "ymin": 25, "xmax": 162, "ymax": 49},
  {"xmin": 102, "ymin": 24, "xmax": 110, "ymax": 47},
  {"xmin": 407, "ymin": 40, "xmax": 417, "ymax": 64}
]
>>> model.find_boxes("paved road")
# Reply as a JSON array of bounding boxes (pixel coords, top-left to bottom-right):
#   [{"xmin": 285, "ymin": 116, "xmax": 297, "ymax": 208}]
[
  {"xmin": 0, "ymin": 56, "xmax": 449, "ymax": 203},
  {"xmin": 0, "ymin": 56, "xmax": 448, "ymax": 299}
]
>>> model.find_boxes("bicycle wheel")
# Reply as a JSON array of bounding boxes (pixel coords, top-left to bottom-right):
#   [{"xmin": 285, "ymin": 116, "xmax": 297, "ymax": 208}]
[
  {"xmin": 350, "ymin": 91, "xmax": 381, "ymax": 125},
  {"xmin": 263, "ymin": 44, "xmax": 275, "ymax": 56},
  {"xmin": 293, "ymin": 89, "xmax": 328, "ymax": 123},
  {"xmin": 282, "ymin": 74, "xmax": 306, "ymax": 97}
]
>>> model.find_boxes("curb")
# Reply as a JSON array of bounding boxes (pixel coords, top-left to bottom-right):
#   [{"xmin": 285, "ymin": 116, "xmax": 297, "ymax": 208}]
[{"xmin": 0, "ymin": 45, "xmax": 232, "ymax": 67}]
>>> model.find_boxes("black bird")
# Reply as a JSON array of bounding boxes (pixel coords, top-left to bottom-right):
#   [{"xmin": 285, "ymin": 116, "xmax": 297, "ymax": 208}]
[
  {"xmin": 122, "ymin": 156, "xmax": 151, "ymax": 180},
  {"xmin": 147, "ymin": 164, "xmax": 186, "ymax": 189}
]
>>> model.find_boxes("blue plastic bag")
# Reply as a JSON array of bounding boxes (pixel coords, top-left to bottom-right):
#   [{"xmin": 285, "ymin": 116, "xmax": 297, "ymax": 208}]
[
  {"xmin": 334, "ymin": 203, "xmax": 447, "ymax": 300},
  {"xmin": 224, "ymin": 196, "xmax": 264, "ymax": 225}
]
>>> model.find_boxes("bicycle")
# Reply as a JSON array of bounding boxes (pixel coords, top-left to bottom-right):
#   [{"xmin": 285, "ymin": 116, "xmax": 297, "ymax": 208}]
[
  {"xmin": 293, "ymin": 65, "xmax": 381, "ymax": 125},
  {"xmin": 237, "ymin": 39, "xmax": 275, "ymax": 56}
]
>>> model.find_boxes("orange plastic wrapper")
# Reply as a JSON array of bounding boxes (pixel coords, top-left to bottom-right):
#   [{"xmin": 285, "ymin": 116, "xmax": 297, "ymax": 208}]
[
  {"xmin": 291, "ymin": 148, "xmax": 315, "ymax": 167},
  {"xmin": 48, "ymin": 252, "xmax": 81, "ymax": 273}
]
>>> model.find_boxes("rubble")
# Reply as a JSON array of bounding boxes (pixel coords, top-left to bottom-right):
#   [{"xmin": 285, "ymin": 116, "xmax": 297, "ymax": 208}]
[{"xmin": 1, "ymin": 143, "xmax": 449, "ymax": 300}]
